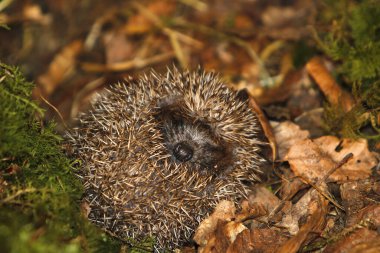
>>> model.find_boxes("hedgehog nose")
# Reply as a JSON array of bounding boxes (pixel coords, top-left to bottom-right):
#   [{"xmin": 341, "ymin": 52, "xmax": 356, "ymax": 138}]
[{"xmin": 173, "ymin": 142, "xmax": 193, "ymax": 162}]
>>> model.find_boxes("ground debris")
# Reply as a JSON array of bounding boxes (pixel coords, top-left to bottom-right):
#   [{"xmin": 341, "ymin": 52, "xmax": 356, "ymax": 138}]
[{"xmin": 1, "ymin": 0, "xmax": 380, "ymax": 252}]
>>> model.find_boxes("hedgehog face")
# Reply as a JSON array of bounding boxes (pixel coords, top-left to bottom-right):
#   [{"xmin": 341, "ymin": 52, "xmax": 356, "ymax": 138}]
[{"xmin": 157, "ymin": 104, "xmax": 233, "ymax": 176}]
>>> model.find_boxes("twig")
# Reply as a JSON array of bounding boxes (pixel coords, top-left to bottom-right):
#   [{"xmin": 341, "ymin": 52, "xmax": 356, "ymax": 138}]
[
  {"xmin": 39, "ymin": 94, "xmax": 68, "ymax": 130},
  {"xmin": 70, "ymin": 77, "xmax": 105, "ymax": 118},
  {"xmin": 304, "ymin": 179, "xmax": 344, "ymax": 210},
  {"xmin": 132, "ymin": 1, "xmax": 201, "ymax": 69},
  {"xmin": 302, "ymin": 153, "xmax": 354, "ymax": 211},
  {"xmin": 0, "ymin": 188, "xmax": 37, "ymax": 204},
  {"xmin": 320, "ymin": 153, "xmax": 353, "ymax": 183}
]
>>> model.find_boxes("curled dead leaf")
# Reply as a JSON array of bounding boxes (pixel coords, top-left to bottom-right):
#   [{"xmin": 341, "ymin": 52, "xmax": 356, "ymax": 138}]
[
  {"xmin": 277, "ymin": 190, "xmax": 328, "ymax": 253},
  {"xmin": 306, "ymin": 57, "xmax": 354, "ymax": 112},
  {"xmin": 193, "ymin": 200, "xmax": 236, "ymax": 248},
  {"xmin": 249, "ymin": 97, "xmax": 276, "ymax": 161},
  {"xmin": 286, "ymin": 136, "xmax": 377, "ymax": 183}
]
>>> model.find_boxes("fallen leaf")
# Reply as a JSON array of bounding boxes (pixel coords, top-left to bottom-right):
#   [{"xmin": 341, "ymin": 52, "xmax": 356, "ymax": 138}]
[
  {"xmin": 36, "ymin": 40, "xmax": 83, "ymax": 96},
  {"xmin": 294, "ymin": 108, "xmax": 325, "ymax": 138},
  {"xmin": 340, "ymin": 179, "xmax": 380, "ymax": 215},
  {"xmin": 346, "ymin": 204, "xmax": 380, "ymax": 228},
  {"xmin": 236, "ymin": 186, "xmax": 280, "ymax": 223},
  {"xmin": 278, "ymin": 186, "xmax": 322, "ymax": 236},
  {"xmin": 249, "ymin": 97, "xmax": 276, "ymax": 161},
  {"xmin": 200, "ymin": 220, "xmax": 247, "ymax": 253},
  {"xmin": 346, "ymin": 237, "xmax": 380, "ymax": 253},
  {"xmin": 260, "ymin": 4, "xmax": 315, "ymax": 40},
  {"xmin": 227, "ymin": 228, "xmax": 286, "ymax": 253},
  {"xmin": 277, "ymin": 190, "xmax": 328, "ymax": 253},
  {"xmin": 247, "ymin": 186, "xmax": 280, "ymax": 214},
  {"xmin": 280, "ymin": 168, "xmax": 308, "ymax": 200},
  {"xmin": 272, "ymin": 121, "xmax": 309, "ymax": 160},
  {"xmin": 323, "ymin": 228, "xmax": 379, "ymax": 253},
  {"xmin": 286, "ymin": 136, "xmax": 377, "ymax": 183},
  {"xmin": 306, "ymin": 57, "xmax": 354, "ymax": 112},
  {"xmin": 194, "ymin": 200, "xmax": 236, "ymax": 248}
]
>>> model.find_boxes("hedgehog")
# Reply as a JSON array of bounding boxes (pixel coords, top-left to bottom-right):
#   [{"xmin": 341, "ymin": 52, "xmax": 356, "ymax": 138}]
[{"xmin": 67, "ymin": 67, "xmax": 265, "ymax": 251}]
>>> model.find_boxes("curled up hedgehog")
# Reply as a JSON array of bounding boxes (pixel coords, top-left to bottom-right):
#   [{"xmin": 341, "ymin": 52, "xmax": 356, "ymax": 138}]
[{"xmin": 67, "ymin": 67, "xmax": 266, "ymax": 251}]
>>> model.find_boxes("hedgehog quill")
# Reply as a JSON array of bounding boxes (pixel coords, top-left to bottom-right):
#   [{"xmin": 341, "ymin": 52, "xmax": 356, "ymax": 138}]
[{"xmin": 67, "ymin": 68, "xmax": 265, "ymax": 251}]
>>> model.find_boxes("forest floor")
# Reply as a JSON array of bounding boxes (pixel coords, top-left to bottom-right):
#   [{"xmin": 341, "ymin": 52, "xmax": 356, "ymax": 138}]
[{"xmin": 1, "ymin": 0, "xmax": 379, "ymax": 252}]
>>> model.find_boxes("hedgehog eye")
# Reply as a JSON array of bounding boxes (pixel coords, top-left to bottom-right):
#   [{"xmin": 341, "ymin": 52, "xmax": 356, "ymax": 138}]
[{"xmin": 173, "ymin": 141, "xmax": 193, "ymax": 162}]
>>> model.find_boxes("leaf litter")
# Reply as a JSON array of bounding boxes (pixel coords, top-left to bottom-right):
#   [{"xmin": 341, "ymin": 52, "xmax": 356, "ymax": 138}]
[{"xmin": 1, "ymin": 0, "xmax": 379, "ymax": 252}]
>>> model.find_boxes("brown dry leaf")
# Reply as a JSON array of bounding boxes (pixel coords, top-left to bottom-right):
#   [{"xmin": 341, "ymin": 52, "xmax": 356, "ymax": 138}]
[
  {"xmin": 346, "ymin": 204, "xmax": 380, "ymax": 228},
  {"xmin": 278, "ymin": 185, "xmax": 325, "ymax": 236},
  {"xmin": 248, "ymin": 186, "xmax": 280, "ymax": 210},
  {"xmin": 36, "ymin": 40, "xmax": 83, "ymax": 97},
  {"xmin": 272, "ymin": 121, "xmax": 310, "ymax": 160},
  {"xmin": 227, "ymin": 228, "xmax": 286, "ymax": 253},
  {"xmin": 347, "ymin": 238, "xmax": 380, "ymax": 253},
  {"xmin": 286, "ymin": 136, "xmax": 377, "ymax": 183},
  {"xmin": 280, "ymin": 169, "xmax": 307, "ymax": 201},
  {"xmin": 236, "ymin": 186, "xmax": 280, "ymax": 223},
  {"xmin": 306, "ymin": 57, "xmax": 355, "ymax": 112},
  {"xmin": 80, "ymin": 200, "xmax": 91, "ymax": 218},
  {"xmin": 249, "ymin": 97, "xmax": 276, "ymax": 161},
  {"xmin": 340, "ymin": 179, "xmax": 380, "ymax": 215},
  {"xmin": 198, "ymin": 220, "xmax": 247, "ymax": 253},
  {"xmin": 216, "ymin": 43, "xmax": 234, "ymax": 65},
  {"xmin": 193, "ymin": 200, "xmax": 236, "ymax": 248},
  {"xmin": 323, "ymin": 228, "xmax": 379, "ymax": 253},
  {"xmin": 294, "ymin": 108, "xmax": 325, "ymax": 138},
  {"xmin": 277, "ymin": 190, "xmax": 328, "ymax": 253}
]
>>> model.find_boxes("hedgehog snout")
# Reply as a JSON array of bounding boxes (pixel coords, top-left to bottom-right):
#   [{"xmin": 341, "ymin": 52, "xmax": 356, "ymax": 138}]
[
  {"xmin": 173, "ymin": 141, "xmax": 193, "ymax": 162},
  {"xmin": 156, "ymin": 100, "xmax": 234, "ymax": 174}
]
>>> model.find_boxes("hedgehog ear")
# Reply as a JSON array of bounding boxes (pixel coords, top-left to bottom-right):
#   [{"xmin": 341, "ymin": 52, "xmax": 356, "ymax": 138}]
[{"xmin": 236, "ymin": 88, "xmax": 250, "ymax": 102}]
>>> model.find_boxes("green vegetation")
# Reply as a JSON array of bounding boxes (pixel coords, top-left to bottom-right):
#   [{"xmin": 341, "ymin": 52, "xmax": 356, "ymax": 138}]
[
  {"xmin": 0, "ymin": 63, "xmax": 122, "ymax": 253},
  {"xmin": 318, "ymin": 0, "xmax": 380, "ymax": 139}
]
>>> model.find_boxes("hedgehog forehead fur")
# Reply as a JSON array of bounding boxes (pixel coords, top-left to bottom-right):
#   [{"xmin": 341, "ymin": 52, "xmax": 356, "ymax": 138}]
[{"xmin": 68, "ymin": 67, "xmax": 264, "ymax": 251}]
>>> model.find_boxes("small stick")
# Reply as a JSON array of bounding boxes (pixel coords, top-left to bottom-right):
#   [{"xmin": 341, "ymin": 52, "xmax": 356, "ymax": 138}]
[
  {"xmin": 302, "ymin": 153, "xmax": 354, "ymax": 211},
  {"xmin": 320, "ymin": 153, "xmax": 353, "ymax": 183},
  {"xmin": 39, "ymin": 94, "xmax": 68, "ymax": 130}
]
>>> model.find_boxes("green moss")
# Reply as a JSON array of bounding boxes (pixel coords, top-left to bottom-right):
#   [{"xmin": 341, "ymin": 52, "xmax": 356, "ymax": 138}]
[
  {"xmin": 0, "ymin": 63, "xmax": 122, "ymax": 252},
  {"xmin": 319, "ymin": 0, "xmax": 380, "ymax": 81},
  {"xmin": 317, "ymin": 0, "xmax": 380, "ymax": 140}
]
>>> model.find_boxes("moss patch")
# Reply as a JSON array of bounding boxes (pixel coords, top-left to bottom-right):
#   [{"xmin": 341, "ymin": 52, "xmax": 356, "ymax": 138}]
[{"xmin": 0, "ymin": 63, "xmax": 121, "ymax": 253}]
